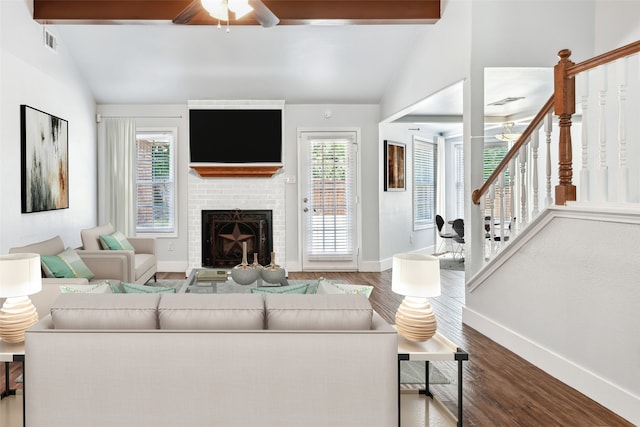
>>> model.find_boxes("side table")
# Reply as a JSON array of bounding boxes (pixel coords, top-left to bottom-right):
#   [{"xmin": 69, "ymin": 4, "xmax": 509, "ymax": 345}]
[
  {"xmin": 1, "ymin": 339, "xmax": 25, "ymax": 427},
  {"xmin": 397, "ymin": 330, "xmax": 468, "ymax": 427}
]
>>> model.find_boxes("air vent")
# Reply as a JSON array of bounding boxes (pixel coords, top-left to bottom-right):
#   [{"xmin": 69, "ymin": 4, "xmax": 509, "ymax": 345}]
[
  {"xmin": 43, "ymin": 28, "xmax": 58, "ymax": 52},
  {"xmin": 487, "ymin": 96, "xmax": 525, "ymax": 106}
]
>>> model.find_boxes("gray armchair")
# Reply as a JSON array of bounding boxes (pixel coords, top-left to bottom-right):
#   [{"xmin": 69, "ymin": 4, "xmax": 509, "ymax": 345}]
[{"xmin": 79, "ymin": 223, "xmax": 157, "ymax": 284}]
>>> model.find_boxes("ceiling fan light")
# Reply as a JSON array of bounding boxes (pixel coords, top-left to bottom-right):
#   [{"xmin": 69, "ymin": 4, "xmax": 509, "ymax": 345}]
[
  {"xmin": 202, "ymin": 0, "xmax": 229, "ymax": 21},
  {"xmin": 228, "ymin": 0, "xmax": 253, "ymax": 18}
]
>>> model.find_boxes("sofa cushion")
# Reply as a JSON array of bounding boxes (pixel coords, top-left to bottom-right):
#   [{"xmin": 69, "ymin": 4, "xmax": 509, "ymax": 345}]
[
  {"xmin": 41, "ymin": 248, "xmax": 95, "ymax": 281},
  {"xmin": 80, "ymin": 223, "xmax": 115, "ymax": 251},
  {"xmin": 9, "ymin": 235, "xmax": 65, "ymax": 256},
  {"xmin": 134, "ymin": 254, "xmax": 156, "ymax": 280},
  {"xmin": 250, "ymin": 283, "xmax": 309, "ymax": 295},
  {"xmin": 50, "ymin": 294, "xmax": 160, "ymax": 329},
  {"xmin": 158, "ymin": 294, "xmax": 265, "ymax": 330},
  {"xmin": 315, "ymin": 279, "xmax": 374, "ymax": 298},
  {"xmin": 59, "ymin": 283, "xmax": 112, "ymax": 294},
  {"xmin": 122, "ymin": 282, "xmax": 175, "ymax": 294},
  {"xmin": 99, "ymin": 231, "xmax": 135, "ymax": 251},
  {"xmin": 265, "ymin": 294, "xmax": 373, "ymax": 330}
]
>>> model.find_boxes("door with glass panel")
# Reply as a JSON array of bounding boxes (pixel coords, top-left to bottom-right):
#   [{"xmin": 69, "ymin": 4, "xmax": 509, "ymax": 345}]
[{"xmin": 299, "ymin": 131, "xmax": 359, "ymax": 271}]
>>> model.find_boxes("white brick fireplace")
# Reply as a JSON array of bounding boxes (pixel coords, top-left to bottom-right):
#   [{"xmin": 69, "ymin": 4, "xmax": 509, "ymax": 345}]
[{"xmin": 187, "ymin": 172, "xmax": 286, "ymax": 271}]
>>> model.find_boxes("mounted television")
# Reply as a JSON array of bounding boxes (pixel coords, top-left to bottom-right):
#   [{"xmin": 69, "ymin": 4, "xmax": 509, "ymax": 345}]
[{"xmin": 189, "ymin": 108, "xmax": 282, "ymax": 164}]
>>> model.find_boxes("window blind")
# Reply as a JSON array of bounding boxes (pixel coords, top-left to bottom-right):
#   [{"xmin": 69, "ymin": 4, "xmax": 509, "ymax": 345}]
[
  {"xmin": 306, "ymin": 135, "xmax": 355, "ymax": 260},
  {"xmin": 413, "ymin": 138, "xmax": 436, "ymax": 229},
  {"xmin": 136, "ymin": 131, "xmax": 175, "ymax": 234}
]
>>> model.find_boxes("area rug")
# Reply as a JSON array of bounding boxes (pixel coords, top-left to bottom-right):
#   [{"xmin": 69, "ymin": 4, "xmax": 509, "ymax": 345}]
[
  {"xmin": 400, "ymin": 361, "xmax": 449, "ymax": 384},
  {"xmin": 437, "ymin": 255, "xmax": 464, "ymax": 271}
]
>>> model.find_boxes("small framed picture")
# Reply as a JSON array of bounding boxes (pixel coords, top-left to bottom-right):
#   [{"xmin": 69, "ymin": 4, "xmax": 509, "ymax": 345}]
[{"xmin": 384, "ymin": 140, "xmax": 405, "ymax": 191}]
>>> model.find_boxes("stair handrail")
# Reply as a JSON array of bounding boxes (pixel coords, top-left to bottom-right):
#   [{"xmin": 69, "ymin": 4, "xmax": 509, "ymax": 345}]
[
  {"xmin": 472, "ymin": 40, "xmax": 640, "ymax": 206},
  {"xmin": 471, "ymin": 96, "xmax": 554, "ymax": 205}
]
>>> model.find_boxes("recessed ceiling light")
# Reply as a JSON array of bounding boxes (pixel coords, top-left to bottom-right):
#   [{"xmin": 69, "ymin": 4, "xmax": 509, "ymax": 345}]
[{"xmin": 487, "ymin": 96, "xmax": 525, "ymax": 106}]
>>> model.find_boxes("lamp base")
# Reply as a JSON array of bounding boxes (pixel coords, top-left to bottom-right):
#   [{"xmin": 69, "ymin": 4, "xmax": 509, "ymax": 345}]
[
  {"xmin": 0, "ymin": 296, "xmax": 39, "ymax": 343},
  {"xmin": 395, "ymin": 296, "xmax": 437, "ymax": 342}
]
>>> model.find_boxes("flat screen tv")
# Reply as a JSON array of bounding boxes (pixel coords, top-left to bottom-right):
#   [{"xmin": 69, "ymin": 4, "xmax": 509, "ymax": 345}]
[{"xmin": 189, "ymin": 109, "xmax": 282, "ymax": 164}]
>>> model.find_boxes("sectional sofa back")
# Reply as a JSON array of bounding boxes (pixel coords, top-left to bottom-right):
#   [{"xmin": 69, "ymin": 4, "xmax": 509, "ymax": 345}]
[{"xmin": 46, "ymin": 293, "xmax": 376, "ymax": 331}]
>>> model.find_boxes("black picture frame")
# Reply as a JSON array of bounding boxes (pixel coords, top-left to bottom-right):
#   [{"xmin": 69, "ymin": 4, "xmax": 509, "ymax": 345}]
[
  {"xmin": 21, "ymin": 105, "xmax": 69, "ymax": 213},
  {"xmin": 384, "ymin": 140, "xmax": 405, "ymax": 191}
]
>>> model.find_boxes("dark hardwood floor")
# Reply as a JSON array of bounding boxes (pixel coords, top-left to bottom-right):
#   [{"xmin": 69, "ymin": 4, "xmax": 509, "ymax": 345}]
[{"xmin": 1, "ymin": 269, "xmax": 631, "ymax": 426}]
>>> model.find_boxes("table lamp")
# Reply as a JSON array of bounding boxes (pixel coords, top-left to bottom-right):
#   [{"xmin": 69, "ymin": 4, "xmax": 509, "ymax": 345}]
[
  {"xmin": 392, "ymin": 253, "xmax": 441, "ymax": 342},
  {"xmin": 0, "ymin": 253, "xmax": 42, "ymax": 343}
]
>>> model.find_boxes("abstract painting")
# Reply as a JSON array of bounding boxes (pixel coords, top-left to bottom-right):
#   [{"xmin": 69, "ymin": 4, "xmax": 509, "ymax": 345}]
[{"xmin": 21, "ymin": 105, "xmax": 69, "ymax": 213}]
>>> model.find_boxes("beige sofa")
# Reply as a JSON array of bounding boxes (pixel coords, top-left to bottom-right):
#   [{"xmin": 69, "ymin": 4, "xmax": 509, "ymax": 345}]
[
  {"xmin": 80, "ymin": 223, "xmax": 157, "ymax": 284},
  {"xmin": 8, "ymin": 235, "xmax": 125, "ymax": 317},
  {"xmin": 25, "ymin": 293, "xmax": 398, "ymax": 427}
]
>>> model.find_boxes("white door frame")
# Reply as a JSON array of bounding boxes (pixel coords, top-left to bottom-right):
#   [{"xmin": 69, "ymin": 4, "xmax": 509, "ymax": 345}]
[{"xmin": 297, "ymin": 127, "xmax": 362, "ymax": 271}]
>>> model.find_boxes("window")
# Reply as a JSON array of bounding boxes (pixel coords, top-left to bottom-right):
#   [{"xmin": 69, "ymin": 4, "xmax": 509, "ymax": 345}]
[
  {"xmin": 135, "ymin": 129, "xmax": 176, "ymax": 235},
  {"xmin": 483, "ymin": 142, "xmax": 512, "ymax": 220},
  {"xmin": 413, "ymin": 137, "xmax": 437, "ymax": 230}
]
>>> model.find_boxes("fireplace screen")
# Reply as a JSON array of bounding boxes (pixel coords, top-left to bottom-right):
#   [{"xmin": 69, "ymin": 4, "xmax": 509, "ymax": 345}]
[{"xmin": 201, "ymin": 209, "xmax": 273, "ymax": 268}]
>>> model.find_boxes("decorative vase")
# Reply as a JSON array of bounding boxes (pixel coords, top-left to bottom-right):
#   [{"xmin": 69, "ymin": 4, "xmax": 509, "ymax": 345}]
[
  {"xmin": 251, "ymin": 253, "xmax": 263, "ymax": 271},
  {"xmin": 231, "ymin": 242, "xmax": 259, "ymax": 285},
  {"xmin": 261, "ymin": 251, "xmax": 286, "ymax": 285}
]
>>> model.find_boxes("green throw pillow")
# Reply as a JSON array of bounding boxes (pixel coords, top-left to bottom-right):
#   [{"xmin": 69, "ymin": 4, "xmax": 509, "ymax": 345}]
[
  {"xmin": 122, "ymin": 282, "xmax": 176, "ymax": 294},
  {"xmin": 41, "ymin": 248, "xmax": 95, "ymax": 281},
  {"xmin": 99, "ymin": 231, "xmax": 135, "ymax": 251},
  {"xmin": 250, "ymin": 283, "xmax": 309, "ymax": 294}
]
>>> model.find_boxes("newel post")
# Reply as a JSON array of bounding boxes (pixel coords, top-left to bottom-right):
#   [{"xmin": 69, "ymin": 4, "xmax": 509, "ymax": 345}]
[{"xmin": 554, "ymin": 49, "xmax": 577, "ymax": 205}]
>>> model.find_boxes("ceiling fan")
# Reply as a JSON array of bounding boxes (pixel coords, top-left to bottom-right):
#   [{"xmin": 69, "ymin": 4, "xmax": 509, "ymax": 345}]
[{"xmin": 173, "ymin": 0, "xmax": 280, "ymax": 28}]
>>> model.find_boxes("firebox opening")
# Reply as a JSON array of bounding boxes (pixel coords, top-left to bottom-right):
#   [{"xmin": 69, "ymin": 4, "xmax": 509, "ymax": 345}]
[{"xmin": 201, "ymin": 209, "xmax": 273, "ymax": 268}]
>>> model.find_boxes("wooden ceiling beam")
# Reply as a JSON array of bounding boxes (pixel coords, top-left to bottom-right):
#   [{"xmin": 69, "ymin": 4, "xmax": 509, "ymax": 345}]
[{"xmin": 33, "ymin": 0, "xmax": 440, "ymax": 25}]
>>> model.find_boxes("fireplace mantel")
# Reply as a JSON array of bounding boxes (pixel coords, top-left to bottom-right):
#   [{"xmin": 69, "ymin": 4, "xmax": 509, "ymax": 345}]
[{"xmin": 190, "ymin": 164, "xmax": 283, "ymax": 178}]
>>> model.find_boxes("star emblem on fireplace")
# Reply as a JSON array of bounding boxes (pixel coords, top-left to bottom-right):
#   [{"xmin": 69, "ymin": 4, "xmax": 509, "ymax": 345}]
[{"xmin": 218, "ymin": 223, "xmax": 255, "ymax": 254}]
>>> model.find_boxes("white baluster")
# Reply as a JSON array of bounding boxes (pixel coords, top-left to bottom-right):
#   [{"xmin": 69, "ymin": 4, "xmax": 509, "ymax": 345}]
[
  {"xmin": 487, "ymin": 185, "xmax": 495, "ymax": 258},
  {"xmin": 509, "ymin": 157, "xmax": 517, "ymax": 234},
  {"xmin": 598, "ymin": 65, "xmax": 609, "ymax": 202},
  {"xmin": 498, "ymin": 171, "xmax": 506, "ymax": 248},
  {"xmin": 579, "ymin": 71, "xmax": 590, "ymax": 201},
  {"xmin": 519, "ymin": 143, "xmax": 528, "ymax": 226},
  {"xmin": 544, "ymin": 113, "xmax": 553, "ymax": 206},
  {"xmin": 531, "ymin": 130, "xmax": 539, "ymax": 215},
  {"xmin": 617, "ymin": 57, "xmax": 628, "ymax": 202}
]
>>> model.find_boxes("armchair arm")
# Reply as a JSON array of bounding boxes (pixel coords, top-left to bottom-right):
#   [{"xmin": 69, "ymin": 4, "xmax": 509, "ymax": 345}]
[
  {"xmin": 128, "ymin": 237, "xmax": 156, "ymax": 255},
  {"xmin": 75, "ymin": 250, "xmax": 135, "ymax": 282}
]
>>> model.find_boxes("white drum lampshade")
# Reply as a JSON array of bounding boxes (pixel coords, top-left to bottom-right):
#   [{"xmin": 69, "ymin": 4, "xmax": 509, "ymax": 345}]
[
  {"xmin": 392, "ymin": 253, "xmax": 441, "ymax": 342},
  {"xmin": 0, "ymin": 253, "xmax": 42, "ymax": 343}
]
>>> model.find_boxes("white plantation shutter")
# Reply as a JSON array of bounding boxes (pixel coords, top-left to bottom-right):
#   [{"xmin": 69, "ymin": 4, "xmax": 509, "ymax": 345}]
[
  {"xmin": 306, "ymin": 134, "xmax": 356, "ymax": 260},
  {"xmin": 136, "ymin": 130, "xmax": 176, "ymax": 234},
  {"xmin": 413, "ymin": 138, "xmax": 436, "ymax": 229}
]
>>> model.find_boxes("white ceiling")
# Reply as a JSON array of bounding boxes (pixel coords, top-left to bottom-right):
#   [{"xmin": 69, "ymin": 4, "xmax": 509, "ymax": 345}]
[
  {"xmin": 53, "ymin": 23, "xmax": 425, "ymax": 105},
  {"xmin": 52, "ymin": 22, "xmax": 553, "ymax": 133}
]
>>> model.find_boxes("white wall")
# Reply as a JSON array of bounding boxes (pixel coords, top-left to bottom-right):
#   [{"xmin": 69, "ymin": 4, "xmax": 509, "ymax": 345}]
[
  {"xmin": 463, "ymin": 208, "xmax": 640, "ymax": 425},
  {"xmin": 284, "ymin": 104, "xmax": 381, "ymax": 271},
  {"xmin": 377, "ymin": 123, "xmax": 440, "ymax": 267},
  {"xmin": 0, "ymin": 0, "xmax": 97, "ymax": 252}
]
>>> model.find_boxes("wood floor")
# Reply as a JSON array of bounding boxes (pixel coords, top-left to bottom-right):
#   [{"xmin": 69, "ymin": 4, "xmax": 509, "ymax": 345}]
[{"xmin": 1, "ymin": 269, "xmax": 632, "ymax": 426}]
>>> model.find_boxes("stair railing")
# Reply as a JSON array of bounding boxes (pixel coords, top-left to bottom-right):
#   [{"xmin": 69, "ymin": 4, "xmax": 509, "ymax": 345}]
[{"xmin": 471, "ymin": 40, "xmax": 640, "ymax": 264}]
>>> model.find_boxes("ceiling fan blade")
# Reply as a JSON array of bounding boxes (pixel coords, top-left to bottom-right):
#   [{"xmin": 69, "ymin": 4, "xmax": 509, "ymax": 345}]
[
  {"xmin": 173, "ymin": 0, "xmax": 203, "ymax": 24},
  {"xmin": 249, "ymin": 0, "xmax": 280, "ymax": 27}
]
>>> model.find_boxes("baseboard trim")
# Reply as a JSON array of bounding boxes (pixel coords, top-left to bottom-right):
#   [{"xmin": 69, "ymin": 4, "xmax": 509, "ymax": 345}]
[
  {"xmin": 462, "ymin": 307, "xmax": 640, "ymax": 425},
  {"xmin": 157, "ymin": 261, "xmax": 189, "ymax": 273}
]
